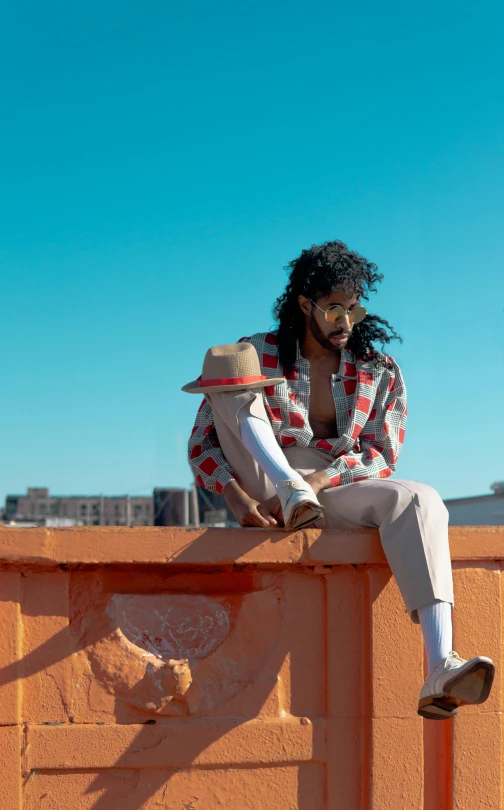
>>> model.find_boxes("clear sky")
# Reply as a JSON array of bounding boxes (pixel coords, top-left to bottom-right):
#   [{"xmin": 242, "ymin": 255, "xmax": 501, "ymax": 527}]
[{"xmin": 1, "ymin": 0, "xmax": 503, "ymax": 505}]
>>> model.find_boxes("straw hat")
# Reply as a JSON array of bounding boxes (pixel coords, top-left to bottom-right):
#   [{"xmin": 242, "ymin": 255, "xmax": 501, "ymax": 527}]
[{"xmin": 182, "ymin": 342, "xmax": 285, "ymax": 394}]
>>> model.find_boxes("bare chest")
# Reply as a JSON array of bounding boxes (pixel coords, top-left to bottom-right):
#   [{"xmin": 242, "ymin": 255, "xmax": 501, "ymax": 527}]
[{"xmin": 308, "ymin": 368, "xmax": 338, "ymax": 439}]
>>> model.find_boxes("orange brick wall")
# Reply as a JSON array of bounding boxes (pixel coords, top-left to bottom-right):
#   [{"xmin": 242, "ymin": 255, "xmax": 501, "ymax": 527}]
[{"xmin": 0, "ymin": 524, "xmax": 502, "ymax": 809}]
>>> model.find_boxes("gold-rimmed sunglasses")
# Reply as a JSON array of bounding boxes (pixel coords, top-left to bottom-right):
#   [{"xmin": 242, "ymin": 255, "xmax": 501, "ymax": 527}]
[{"xmin": 310, "ymin": 300, "xmax": 367, "ymax": 324}]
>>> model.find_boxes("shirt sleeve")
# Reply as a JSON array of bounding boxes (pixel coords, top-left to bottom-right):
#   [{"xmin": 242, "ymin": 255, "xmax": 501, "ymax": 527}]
[
  {"xmin": 322, "ymin": 360, "xmax": 408, "ymax": 487},
  {"xmin": 187, "ymin": 335, "xmax": 254, "ymax": 493},
  {"xmin": 187, "ymin": 396, "xmax": 236, "ymax": 494}
]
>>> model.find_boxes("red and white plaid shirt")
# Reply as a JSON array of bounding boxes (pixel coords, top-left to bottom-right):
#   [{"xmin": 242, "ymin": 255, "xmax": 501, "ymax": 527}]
[{"xmin": 188, "ymin": 332, "xmax": 407, "ymax": 493}]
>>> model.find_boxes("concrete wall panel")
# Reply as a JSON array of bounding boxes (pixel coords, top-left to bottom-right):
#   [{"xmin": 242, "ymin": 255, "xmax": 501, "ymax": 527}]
[{"xmin": 0, "ymin": 524, "xmax": 501, "ymax": 808}]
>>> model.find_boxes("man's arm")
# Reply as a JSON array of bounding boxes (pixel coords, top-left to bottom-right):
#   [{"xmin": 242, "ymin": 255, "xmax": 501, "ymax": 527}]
[
  {"xmin": 188, "ymin": 397, "xmax": 278, "ymax": 527},
  {"xmin": 306, "ymin": 359, "xmax": 407, "ymax": 493}
]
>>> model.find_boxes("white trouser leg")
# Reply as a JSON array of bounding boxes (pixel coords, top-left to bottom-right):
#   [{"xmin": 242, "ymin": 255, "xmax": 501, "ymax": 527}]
[{"xmin": 237, "ymin": 411, "xmax": 303, "ymax": 488}]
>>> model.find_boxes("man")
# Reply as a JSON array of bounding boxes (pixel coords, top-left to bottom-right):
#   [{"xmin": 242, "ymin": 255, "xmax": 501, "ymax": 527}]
[{"xmin": 184, "ymin": 240, "xmax": 494, "ymax": 720}]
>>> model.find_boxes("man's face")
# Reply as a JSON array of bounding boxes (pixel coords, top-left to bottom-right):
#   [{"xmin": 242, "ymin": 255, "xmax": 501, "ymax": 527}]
[{"xmin": 301, "ymin": 289, "xmax": 360, "ymax": 353}]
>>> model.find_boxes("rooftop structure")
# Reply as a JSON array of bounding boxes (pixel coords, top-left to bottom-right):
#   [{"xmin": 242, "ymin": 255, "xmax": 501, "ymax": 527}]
[{"xmin": 444, "ymin": 481, "xmax": 504, "ymax": 526}]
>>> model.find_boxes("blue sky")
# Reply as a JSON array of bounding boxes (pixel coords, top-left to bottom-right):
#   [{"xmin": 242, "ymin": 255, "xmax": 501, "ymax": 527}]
[{"xmin": 1, "ymin": 0, "xmax": 503, "ymax": 504}]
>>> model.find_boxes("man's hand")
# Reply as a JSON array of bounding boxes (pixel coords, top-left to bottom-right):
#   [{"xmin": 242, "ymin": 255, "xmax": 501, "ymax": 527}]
[
  {"xmin": 303, "ymin": 470, "xmax": 331, "ymax": 496},
  {"xmin": 223, "ymin": 480, "xmax": 278, "ymax": 528},
  {"xmin": 261, "ymin": 494, "xmax": 284, "ymax": 526}
]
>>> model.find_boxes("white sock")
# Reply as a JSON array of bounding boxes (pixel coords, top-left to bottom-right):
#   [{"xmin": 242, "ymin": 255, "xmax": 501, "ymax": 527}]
[
  {"xmin": 237, "ymin": 411, "xmax": 303, "ymax": 488},
  {"xmin": 417, "ymin": 600, "xmax": 453, "ymax": 672}
]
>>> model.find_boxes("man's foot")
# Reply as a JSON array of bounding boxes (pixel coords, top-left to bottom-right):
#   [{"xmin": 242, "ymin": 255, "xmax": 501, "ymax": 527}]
[
  {"xmin": 275, "ymin": 479, "xmax": 324, "ymax": 530},
  {"xmin": 418, "ymin": 650, "xmax": 495, "ymax": 720}
]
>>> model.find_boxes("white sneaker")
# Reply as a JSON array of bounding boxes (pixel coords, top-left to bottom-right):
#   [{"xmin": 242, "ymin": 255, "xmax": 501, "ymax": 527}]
[
  {"xmin": 418, "ymin": 650, "xmax": 495, "ymax": 720},
  {"xmin": 275, "ymin": 479, "xmax": 324, "ymax": 530}
]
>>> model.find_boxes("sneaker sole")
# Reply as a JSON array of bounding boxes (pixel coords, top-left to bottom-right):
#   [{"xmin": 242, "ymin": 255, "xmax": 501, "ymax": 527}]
[
  {"xmin": 418, "ymin": 694, "xmax": 459, "ymax": 720},
  {"xmin": 285, "ymin": 502, "xmax": 324, "ymax": 531},
  {"xmin": 443, "ymin": 659, "xmax": 495, "ymax": 705}
]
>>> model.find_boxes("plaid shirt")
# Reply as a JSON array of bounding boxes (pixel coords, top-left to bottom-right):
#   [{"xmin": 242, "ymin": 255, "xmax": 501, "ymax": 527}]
[{"xmin": 188, "ymin": 331, "xmax": 407, "ymax": 493}]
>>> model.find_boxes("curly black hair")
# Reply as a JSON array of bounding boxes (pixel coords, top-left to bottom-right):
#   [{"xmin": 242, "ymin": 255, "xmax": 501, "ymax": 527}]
[{"xmin": 273, "ymin": 240, "xmax": 402, "ymax": 369}]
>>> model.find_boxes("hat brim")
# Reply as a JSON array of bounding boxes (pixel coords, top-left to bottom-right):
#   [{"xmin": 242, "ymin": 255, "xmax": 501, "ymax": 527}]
[{"xmin": 181, "ymin": 377, "xmax": 285, "ymax": 394}]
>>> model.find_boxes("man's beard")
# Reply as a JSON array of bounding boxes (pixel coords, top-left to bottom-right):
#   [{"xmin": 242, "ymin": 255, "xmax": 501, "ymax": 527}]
[{"xmin": 309, "ymin": 311, "xmax": 349, "ymax": 352}]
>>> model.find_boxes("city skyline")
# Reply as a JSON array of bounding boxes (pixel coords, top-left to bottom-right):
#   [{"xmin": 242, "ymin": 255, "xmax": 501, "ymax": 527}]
[
  {"xmin": 3, "ymin": 481, "xmax": 504, "ymax": 528},
  {"xmin": 1, "ymin": 484, "xmax": 233, "ymax": 529}
]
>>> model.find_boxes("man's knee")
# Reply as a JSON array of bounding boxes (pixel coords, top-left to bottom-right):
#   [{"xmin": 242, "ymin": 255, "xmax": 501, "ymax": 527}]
[{"xmin": 390, "ymin": 480, "xmax": 448, "ymax": 520}]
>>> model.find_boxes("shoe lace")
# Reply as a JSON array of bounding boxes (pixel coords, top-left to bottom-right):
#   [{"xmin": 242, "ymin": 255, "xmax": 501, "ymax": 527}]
[
  {"xmin": 276, "ymin": 479, "xmax": 306, "ymax": 495},
  {"xmin": 445, "ymin": 651, "xmax": 466, "ymax": 667}
]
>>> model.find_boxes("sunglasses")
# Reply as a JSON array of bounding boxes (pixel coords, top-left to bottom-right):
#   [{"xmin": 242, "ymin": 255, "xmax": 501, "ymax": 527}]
[{"xmin": 310, "ymin": 300, "xmax": 367, "ymax": 324}]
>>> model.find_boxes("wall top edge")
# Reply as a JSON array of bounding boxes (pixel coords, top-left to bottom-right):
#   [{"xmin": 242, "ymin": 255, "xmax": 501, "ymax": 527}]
[{"xmin": 0, "ymin": 525, "xmax": 502, "ymax": 566}]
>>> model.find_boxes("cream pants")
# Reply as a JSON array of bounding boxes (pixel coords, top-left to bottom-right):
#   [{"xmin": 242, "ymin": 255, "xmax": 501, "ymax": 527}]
[{"xmin": 207, "ymin": 389, "xmax": 454, "ymax": 624}]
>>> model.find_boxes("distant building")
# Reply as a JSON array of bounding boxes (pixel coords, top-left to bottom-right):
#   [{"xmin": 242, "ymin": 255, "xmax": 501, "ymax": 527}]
[
  {"xmin": 3, "ymin": 488, "xmax": 153, "ymax": 527},
  {"xmin": 195, "ymin": 486, "xmax": 237, "ymax": 527},
  {"xmin": 153, "ymin": 488, "xmax": 192, "ymax": 526},
  {"xmin": 445, "ymin": 482, "xmax": 504, "ymax": 526},
  {"xmin": 153, "ymin": 486, "xmax": 236, "ymax": 527}
]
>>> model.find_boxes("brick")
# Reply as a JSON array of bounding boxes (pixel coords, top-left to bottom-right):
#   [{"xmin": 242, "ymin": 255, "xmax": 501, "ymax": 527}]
[
  {"xmin": 326, "ymin": 566, "xmax": 367, "ymax": 718},
  {"xmin": 327, "ymin": 717, "xmax": 368, "ymax": 809},
  {"xmin": 21, "ymin": 571, "xmax": 73, "ymax": 723},
  {"xmin": 0, "ymin": 725, "xmax": 21, "ymax": 809},
  {"xmin": 371, "ymin": 717, "xmax": 424, "ymax": 809},
  {"xmin": 209, "ymin": 571, "xmax": 325, "ymax": 721},
  {"xmin": 452, "ymin": 564, "xmax": 502, "ymax": 713},
  {"xmin": 0, "ymin": 525, "xmax": 385, "ymax": 566},
  {"xmin": 24, "ymin": 764, "xmax": 324, "ymax": 810},
  {"xmin": 0, "ymin": 572, "xmax": 22, "ymax": 725},
  {"xmin": 368, "ymin": 567, "xmax": 424, "ymax": 718},
  {"xmin": 185, "ymin": 587, "xmax": 284, "ymax": 718},
  {"xmin": 452, "ymin": 712, "xmax": 502, "ymax": 809},
  {"xmin": 368, "ymin": 568, "xmax": 424, "ymax": 807},
  {"xmin": 326, "ymin": 567, "xmax": 368, "ymax": 808},
  {"xmin": 0, "ymin": 524, "xmax": 503, "ymax": 565},
  {"xmin": 27, "ymin": 718, "xmax": 326, "ymax": 769},
  {"xmin": 276, "ymin": 571, "xmax": 325, "ymax": 718},
  {"xmin": 423, "ymin": 717, "xmax": 453, "ymax": 810}
]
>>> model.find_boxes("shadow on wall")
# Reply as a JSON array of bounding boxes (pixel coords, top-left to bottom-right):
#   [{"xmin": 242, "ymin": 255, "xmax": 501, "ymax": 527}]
[{"xmin": 1, "ymin": 527, "xmax": 386, "ymax": 809}]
